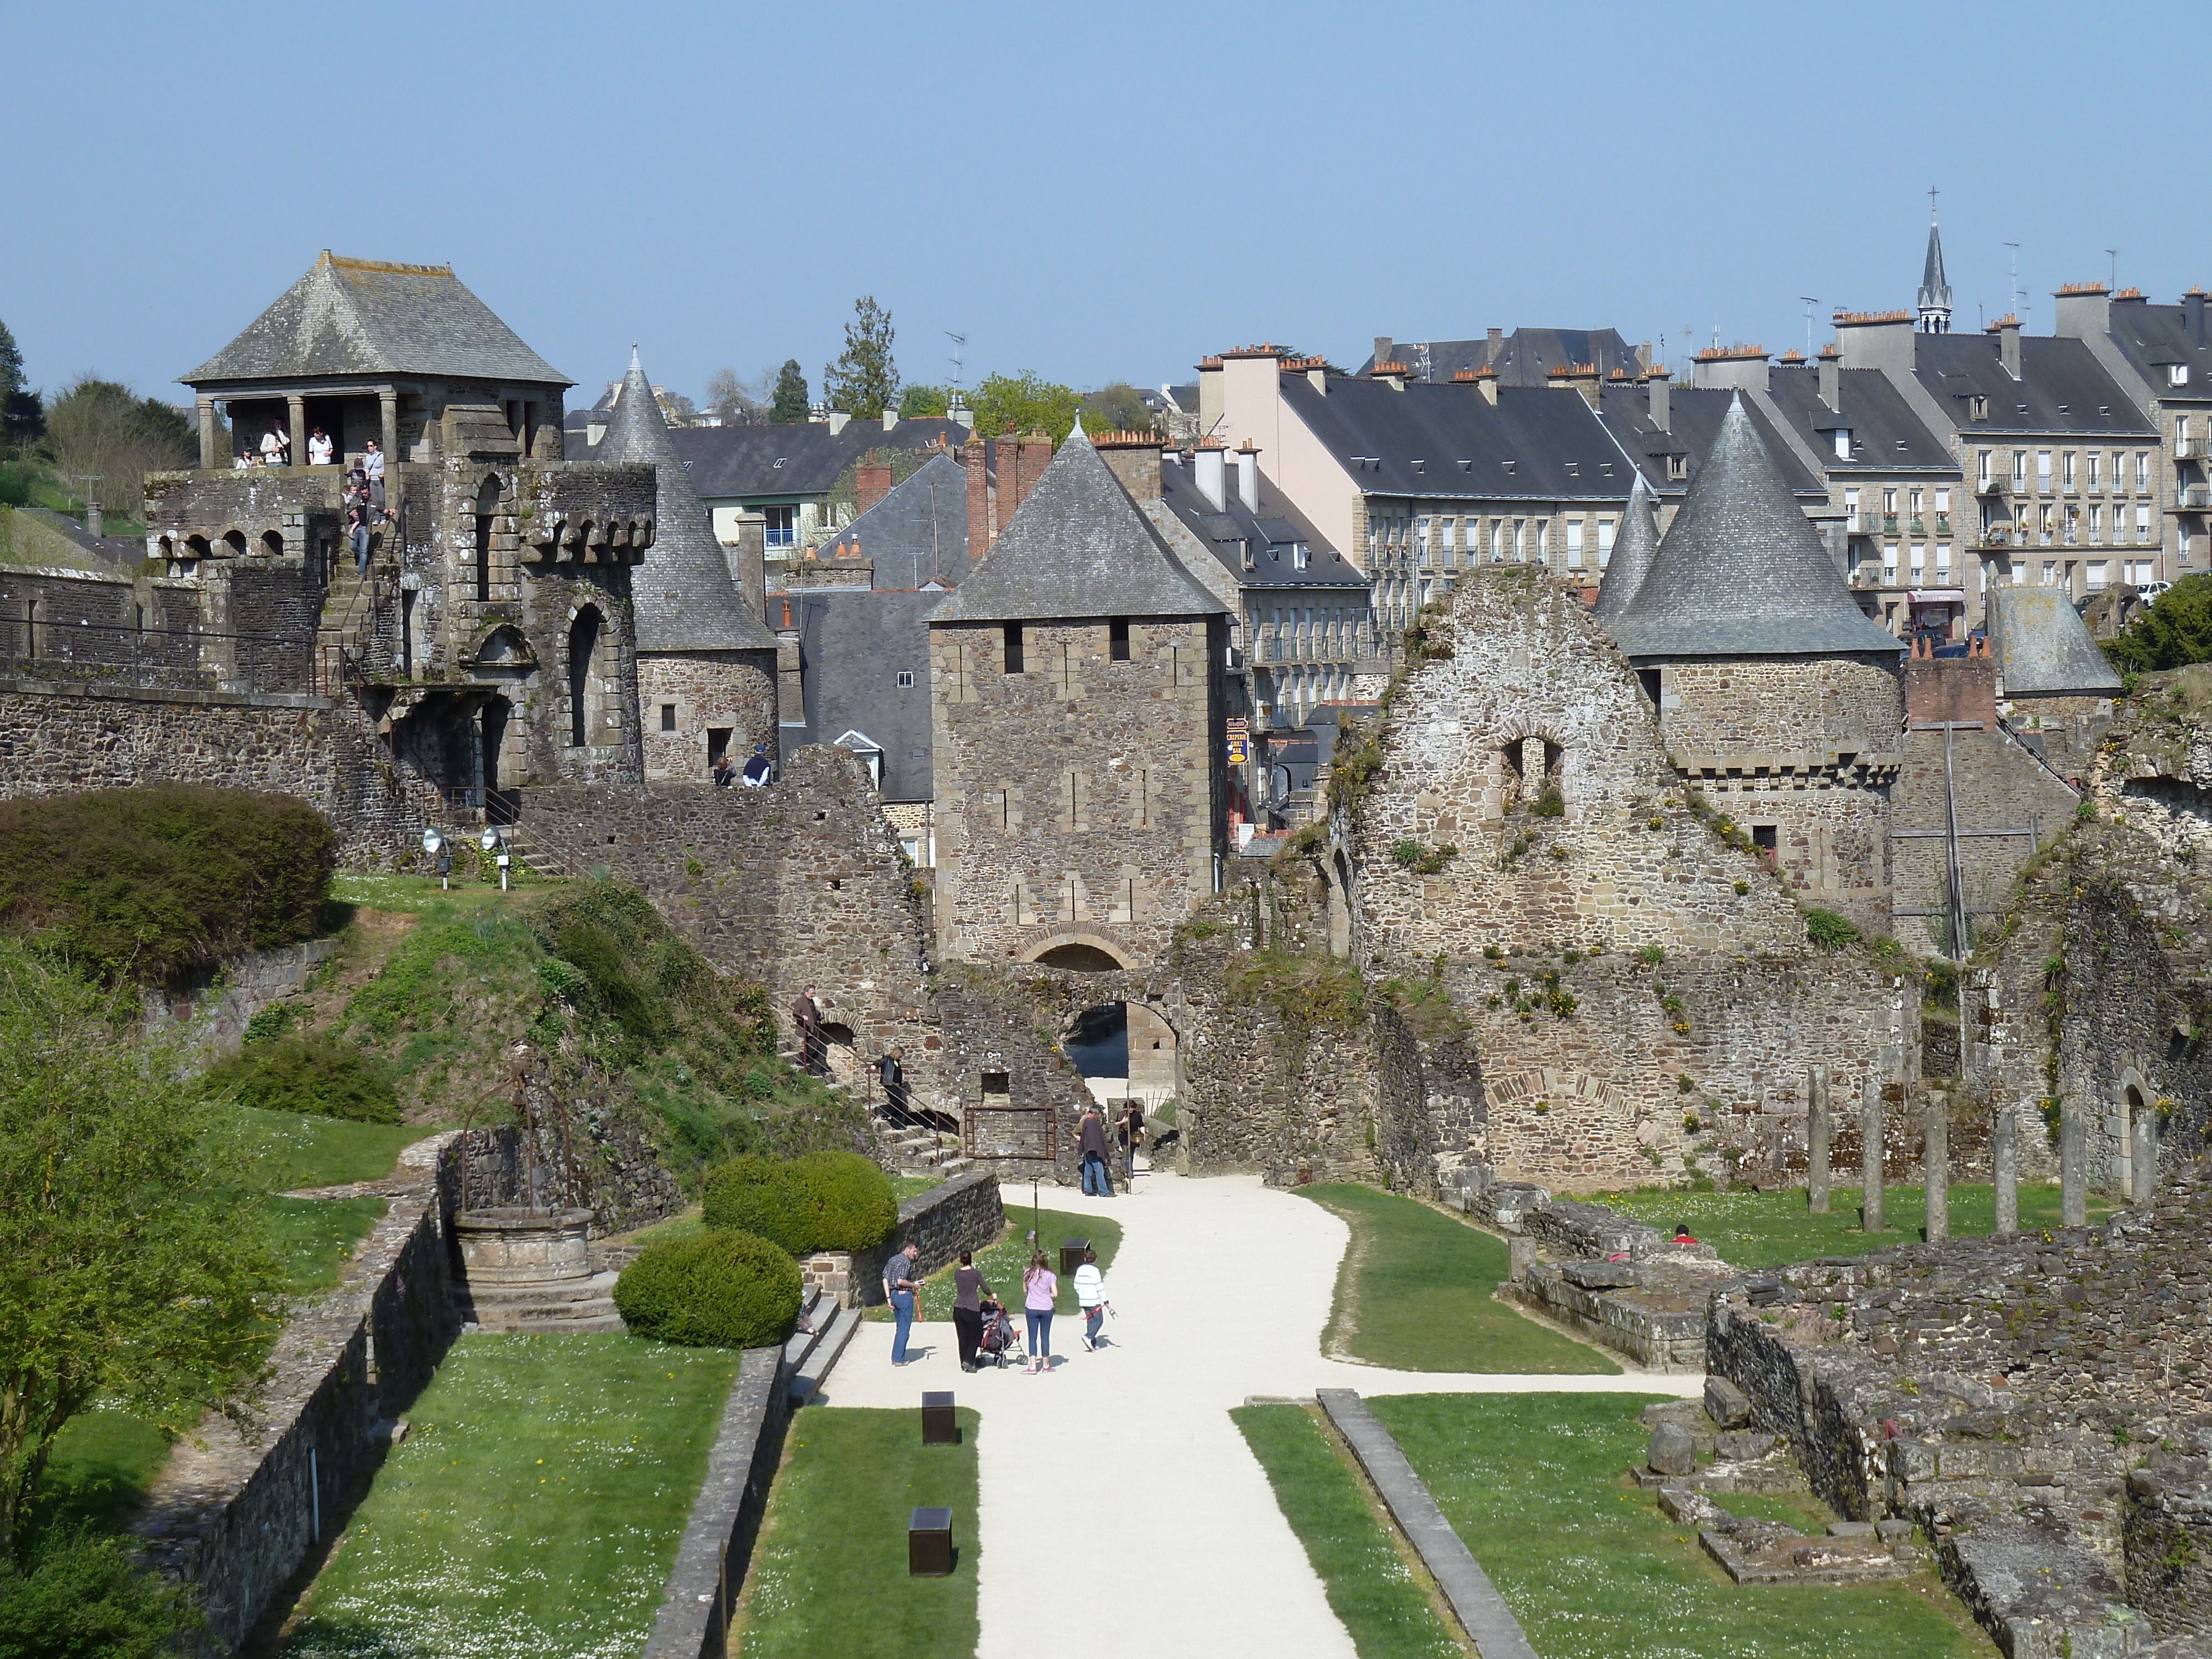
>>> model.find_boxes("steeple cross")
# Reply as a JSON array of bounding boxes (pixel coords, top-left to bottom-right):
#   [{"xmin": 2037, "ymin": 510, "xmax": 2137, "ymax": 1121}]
[{"xmin": 1928, "ymin": 184, "xmax": 1939, "ymax": 222}]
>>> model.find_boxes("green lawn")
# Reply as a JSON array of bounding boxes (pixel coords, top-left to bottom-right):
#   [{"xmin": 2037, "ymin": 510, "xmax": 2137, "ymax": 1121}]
[
  {"xmin": 737, "ymin": 1406, "xmax": 979, "ymax": 1659},
  {"xmin": 329, "ymin": 871, "xmax": 554, "ymax": 913},
  {"xmin": 275, "ymin": 1334, "xmax": 738, "ymax": 1658},
  {"xmin": 1234, "ymin": 1404, "xmax": 1460, "ymax": 1658},
  {"xmin": 1370, "ymin": 1394, "xmax": 1994, "ymax": 1659},
  {"xmin": 19, "ymin": 1408, "xmax": 175, "ymax": 1558},
  {"xmin": 1589, "ymin": 1183, "xmax": 2116, "ymax": 1271},
  {"xmin": 1298, "ymin": 1185, "xmax": 1617, "ymax": 1374},
  {"xmin": 267, "ymin": 1196, "xmax": 389, "ymax": 1295},
  {"xmin": 864, "ymin": 1207, "xmax": 1122, "ymax": 1321},
  {"xmin": 218, "ymin": 1103, "xmax": 440, "ymax": 1193}
]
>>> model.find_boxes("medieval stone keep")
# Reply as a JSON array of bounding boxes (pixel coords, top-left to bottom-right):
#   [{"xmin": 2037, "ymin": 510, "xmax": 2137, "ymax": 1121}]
[{"xmin": 928, "ymin": 420, "xmax": 1231, "ymax": 971}]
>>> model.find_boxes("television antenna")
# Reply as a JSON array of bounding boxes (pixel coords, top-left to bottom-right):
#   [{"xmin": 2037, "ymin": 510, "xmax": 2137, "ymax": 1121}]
[
  {"xmin": 2003, "ymin": 242, "xmax": 2026, "ymax": 327},
  {"xmin": 946, "ymin": 331, "xmax": 967, "ymax": 391},
  {"xmin": 1799, "ymin": 298, "xmax": 1820, "ymax": 358},
  {"xmin": 2106, "ymin": 248, "xmax": 2118, "ymax": 290}
]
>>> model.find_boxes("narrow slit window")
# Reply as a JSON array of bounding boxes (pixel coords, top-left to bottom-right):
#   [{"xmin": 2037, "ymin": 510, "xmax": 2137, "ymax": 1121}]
[
  {"xmin": 1003, "ymin": 622, "xmax": 1024, "ymax": 674},
  {"xmin": 1109, "ymin": 618, "xmax": 1130, "ymax": 661}
]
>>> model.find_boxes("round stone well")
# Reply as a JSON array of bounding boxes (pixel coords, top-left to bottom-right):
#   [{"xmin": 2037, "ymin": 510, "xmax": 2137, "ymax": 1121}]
[{"xmin": 454, "ymin": 1207, "xmax": 593, "ymax": 1286}]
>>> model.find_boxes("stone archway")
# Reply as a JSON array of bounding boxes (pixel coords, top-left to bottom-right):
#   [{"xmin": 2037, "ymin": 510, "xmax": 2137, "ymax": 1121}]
[
  {"xmin": 1483, "ymin": 1065, "xmax": 1665, "ymax": 1191},
  {"xmin": 1022, "ymin": 932, "xmax": 1130, "ymax": 972}
]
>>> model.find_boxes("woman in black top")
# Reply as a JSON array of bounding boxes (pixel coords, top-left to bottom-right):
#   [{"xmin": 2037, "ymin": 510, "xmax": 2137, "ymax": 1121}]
[{"xmin": 951, "ymin": 1249, "xmax": 990, "ymax": 1373}]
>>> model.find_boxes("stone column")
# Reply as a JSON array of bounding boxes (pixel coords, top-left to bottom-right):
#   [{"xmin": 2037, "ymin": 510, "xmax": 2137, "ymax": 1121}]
[
  {"xmin": 1808, "ymin": 1063, "xmax": 1831, "ymax": 1213},
  {"xmin": 1992, "ymin": 1106, "xmax": 2018, "ymax": 1233},
  {"xmin": 197, "ymin": 394, "xmax": 217, "ymax": 469},
  {"xmin": 1520, "ymin": 737, "xmax": 1545, "ymax": 801},
  {"xmin": 1861, "ymin": 1076, "xmax": 1885, "ymax": 1234},
  {"xmin": 2060, "ymin": 1097, "xmax": 2087, "ymax": 1227},
  {"xmin": 1924, "ymin": 1090, "xmax": 1949, "ymax": 1244},
  {"xmin": 2133, "ymin": 1099, "xmax": 2159, "ymax": 1212},
  {"xmin": 380, "ymin": 390, "xmax": 400, "ymax": 461},
  {"xmin": 1507, "ymin": 1237, "xmax": 1535, "ymax": 1283},
  {"xmin": 287, "ymin": 395, "xmax": 306, "ymax": 468}
]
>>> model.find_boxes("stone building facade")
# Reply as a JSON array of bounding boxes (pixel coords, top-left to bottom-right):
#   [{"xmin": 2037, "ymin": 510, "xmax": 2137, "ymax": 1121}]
[{"xmin": 928, "ymin": 423, "xmax": 1230, "ymax": 970}]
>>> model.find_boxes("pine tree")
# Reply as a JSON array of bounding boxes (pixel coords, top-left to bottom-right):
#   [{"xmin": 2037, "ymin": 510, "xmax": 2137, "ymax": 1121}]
[
  {"xmin": 822, "ymin": 296, "xmax": 899, "ymax": 420},
  {"xmin": 770, "ymin": 359, "xmax": 811, "ymax": 424}
]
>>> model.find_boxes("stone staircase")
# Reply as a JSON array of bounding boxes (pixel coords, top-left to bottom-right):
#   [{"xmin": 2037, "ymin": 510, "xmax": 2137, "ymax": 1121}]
[
  {"xmin": 785, "ymin": 1285, "xmax": 860, "ymax": 1406},
  {"xmin": 314, "ymin": 554, "xmax": 380, "ymax": 691},
  {"xmin": 886, "ymin": 1122, "xmax": 971, "ymax": 1180},
  {"xmin": 452, "ymin": 1266, "xmax": 625, "ymax": 1333}
]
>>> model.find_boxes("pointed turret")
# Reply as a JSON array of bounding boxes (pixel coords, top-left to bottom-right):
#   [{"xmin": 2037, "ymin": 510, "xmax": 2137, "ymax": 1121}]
[
  {"xmin": 1918, "ymin": 212, "xmax": 1953, "ymax": 334},
  {"xmin": 598, "ymin": 348, "xmax": 776, "ymax": 653},
  {"xmin": 1593, "ymin": 471, "xmax": 1658, "ymax": 627},
  {"xmin": 1608, "ymin": 395, "xmax": 1900, "ymax": 659}
]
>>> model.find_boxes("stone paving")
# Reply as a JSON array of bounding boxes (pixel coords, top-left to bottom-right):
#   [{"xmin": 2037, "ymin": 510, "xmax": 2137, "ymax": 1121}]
[{"xmin": 818, "ymin": 1168, "xmax": 1697, "ymax": 1659}]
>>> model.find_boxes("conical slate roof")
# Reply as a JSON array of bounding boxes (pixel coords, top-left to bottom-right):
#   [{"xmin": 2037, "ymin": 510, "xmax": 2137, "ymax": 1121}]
[
  {"xmin": 1592, "ymin": 470, "xmax": 1658, "ymax": 626},
  {"xmin": 930, "ymin": 421, "xmax": 1225, "ymax": 624},
  {"xmin": 599, "ymin": 348, "xmax": 776, "ymax": 653},
  {"xmin": 1608, "ymin": 395, "xmax": 1902, "ymax": 659},
  {"xmin": 185, "ymin": 252, "xmax": 568, "ymax": 387},
  {"xmin": 1987, "ymin": 586, "xmax": 2124, "ymax": 696},
  {"xmin": 1919, "ymin": 217, "xmax": 1953, "ymax": 317}
]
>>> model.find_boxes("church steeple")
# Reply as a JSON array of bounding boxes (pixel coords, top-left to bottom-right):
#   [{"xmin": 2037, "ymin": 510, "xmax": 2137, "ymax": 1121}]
[{"xmin": 1917, "ymin": 189, "xmax": 1953, "ymax": 334}]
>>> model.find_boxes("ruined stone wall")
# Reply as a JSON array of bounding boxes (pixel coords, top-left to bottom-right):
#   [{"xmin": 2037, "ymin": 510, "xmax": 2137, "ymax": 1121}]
[
  {"xmin": 1890, "ymin": 723, "xmax": 2078, "ymax": 956},
  {"xmin": 0, "ymin": 566, "xmax": 207, "ymax": 682},
  {"xmin": 2005, "ymin": 691, "xmax": 2116, "ymax": 781},
  {"xmin": 638, "ymin": 649, "xmax": 778, "ymax": 782},
  {"xmin": 1707, "ymin": 1175, "xmax": 2212, "ymax": 1651},
  {"xmin": 930, "ymin": 614, "xmax": 1224, "ymax": 969}
]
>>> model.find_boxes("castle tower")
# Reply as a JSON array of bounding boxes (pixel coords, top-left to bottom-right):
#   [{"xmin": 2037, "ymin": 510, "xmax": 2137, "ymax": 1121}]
[
  {"xmin": 1608, "ymin": 394, "xmax": 1905, "ymax": 933},
  {"xmin": 1917, "ymin": 208, "xmax": 1954, "ymax": 334},
  {"xmin": 1591, "ymin": 469, "xmax": 1659, "ymax": 627},
  {"xmin": 596, "ymin": 347, "xmax": 780, "ymax": 780},
  {"xmin": 928, "ymin": 420, "xmax": 1230, "ymax": 969}
]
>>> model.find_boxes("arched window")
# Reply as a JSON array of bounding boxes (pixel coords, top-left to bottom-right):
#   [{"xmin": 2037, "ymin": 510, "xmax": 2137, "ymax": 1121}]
[
  {"xmin": 259, "ymin": 530, "xmax": 284, "ymax": 557},
  {"xmin": 568, "ymin": 606, "xmax": 602, "ymax": 748}
]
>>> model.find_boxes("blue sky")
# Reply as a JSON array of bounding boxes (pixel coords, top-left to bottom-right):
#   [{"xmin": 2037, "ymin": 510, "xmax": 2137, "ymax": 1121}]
[{"xmin": 3, "ymin": 1, "xmax": 2200, "ymax": 409}]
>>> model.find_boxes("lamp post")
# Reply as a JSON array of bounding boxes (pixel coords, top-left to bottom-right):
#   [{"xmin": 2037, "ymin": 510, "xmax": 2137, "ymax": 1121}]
[
  {"xmin": 482, "ymin": 825, "xmax": 509, "ymax": 891},
  {"xmin": 423, "ymin": 826, "xmax": 450, "ymax": 891}
]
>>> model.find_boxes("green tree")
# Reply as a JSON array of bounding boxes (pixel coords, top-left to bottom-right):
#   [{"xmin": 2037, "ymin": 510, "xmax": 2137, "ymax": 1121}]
[
  {"xmin": 41, "ymin": 378, "xmax": 194, "ymax": 514},
  {"xmin": 0, "ymin": 320, "xmax": 39, "ymax": 456},
  {"xmin": 770, "ymin": 359, "xmax": 811, "ymax": 424},
  {"xmin": 897, "ymin": 384, "xmax": 951, "ymax": 419},
  {"xmin": 968, "ymin": 371, "xmax": 1081, "ymax": 442},
  {"xmin": 1082, "ymin": 382, "xmax": 1154, "ymax": 435},
  {"xmin": 0, "ymin": 941, "xmax": 280, "ymax": 1560},
  {"xmin": 822, "ymin": 296, "xmax": 899, "ymax": 419},
  {"xmin": 2103, "ymin": 574, "xmax": 2212, "ymax": 672}
]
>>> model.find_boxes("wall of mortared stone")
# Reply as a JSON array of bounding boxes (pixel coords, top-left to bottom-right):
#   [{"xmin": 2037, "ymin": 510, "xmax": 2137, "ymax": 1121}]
[
  {"xmin": 930, "ymin": 614, "xmax": 1225, "ymax": 969},
  {"xmin": 1889, "ymin": 722, "xmax": 2078, "ymax": 956},
  {"xmin": 2005, "ymin": 691, "xmax": 2116, "ymax": 781},
  {"xmin": 637, "ymin": 648, "xmax": 778, "ymax": 783},
  {"xmin": 0, "ymin": 566, "xmax": 207, "ymax": 682}
]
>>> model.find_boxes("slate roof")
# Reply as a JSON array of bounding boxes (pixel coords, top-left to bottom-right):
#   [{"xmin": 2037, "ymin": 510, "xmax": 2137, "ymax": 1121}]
[
  {"xmin": 1911, "ymin": 334, "xmax": 2154, "ymax": 435},
  {"xmin": 2099, "ymin": 298, "xmax": 2212, "ymax": 404},
  {"xmin": 788, "ymin": 588, "xmax": 946, "ymax": 802},
  {"xmin": 1156, "ymin": 458, "xmax": 1366, "ymax": 593},
  {"xmin": 185, "ymin": 252, "xmax": 568, "ymax": 389},
  {"xmin": 596, "ymin": 348, "xmax": 776, "ymax": 654},
  {"xmin": 1280, "ymin": 376, "xmax": 1637, "ymax": 503},
  {"xmin": 930, "ymin": 423, "xmax": 1225, "ymax": 624},
  {"xmin": 1763, "ymin": 366, "xmax": 1957, "ymax": 472},
  {"xmin": 1591, "ymin": 471, "xmax": 1658, "ymax": 626},
  {"xmin": 663, "ymin": 420, "xmax": 966, "ymax": 499},
  {"xmin": 818, "ymin": 452, "xmax": 971, "ymax": 589},
  {"xmin": 1987, "ymin": 585, "xmax": 2124, "ymax": 696},
  {"xmin": 1354, "ymin": 327, "xmax": 1640, "ymax": 387},
  {"xmin": 1597, "ymin": 382, "xmax": 1827, "ymax": 500},
  {"xmin": 1919, "ymin": 220, "xmax": 1953, "ymax": 319},
  {"xmin": 1607, "ymin": 395, "xmax": 1903, "ymax": 660}
]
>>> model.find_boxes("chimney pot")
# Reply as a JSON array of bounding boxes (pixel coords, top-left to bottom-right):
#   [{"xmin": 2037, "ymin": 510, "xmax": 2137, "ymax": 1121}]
[
  {"xmin": 1194, "ymin": 444, "xmax": 1226, "ymax": 512},
  {"xmin": 1818, "ymin": 352, "xmax": 1840, "ymax": 413},
  {"xmin": 1373, "ymin": 337, "xmax": 1394, "ymax": 373}
]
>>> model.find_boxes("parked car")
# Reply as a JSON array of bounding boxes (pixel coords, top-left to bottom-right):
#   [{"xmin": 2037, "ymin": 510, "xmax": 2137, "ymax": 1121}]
[{"xmin": 2136, "ymin": 580, "xmax": 2173, "ymax": 601}]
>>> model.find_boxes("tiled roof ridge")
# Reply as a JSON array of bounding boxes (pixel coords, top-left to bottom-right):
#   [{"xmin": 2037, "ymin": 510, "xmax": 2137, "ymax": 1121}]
[
  {"xmin": 1833, "ymin": 309, "xmax": 1912, "ymax": 326},
  {"xmin": 322, "ymin": 251, "xmax": 452, "ymax": 276}
]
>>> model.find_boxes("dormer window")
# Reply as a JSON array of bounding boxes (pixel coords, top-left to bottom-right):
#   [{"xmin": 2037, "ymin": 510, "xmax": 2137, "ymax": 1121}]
[
  {"xmin": 1968, "ymin": 395, "xmax": 1989, "ymax": 421},
  {"xmin": 1667, "ymin": 453, "xmax": 1688, "ymax": 481},
  {"xmin": 1832, "ymin": 428, "xmax": 1853, "ymax": 459},
  {"xmin": 2172, "ymin": 364, "xmax": 2192, "ymax": 388},
  {"xmin": 1565, "ymin": 461, "xmax": 1579, "ymax": 477},
  {"xmin": 1293, "ymin": 545, "xmax": 1310, "ymax": 570},
  {"xmin": 1502, "ymin": 460, "xmax": 1517, "ymax": 475}
]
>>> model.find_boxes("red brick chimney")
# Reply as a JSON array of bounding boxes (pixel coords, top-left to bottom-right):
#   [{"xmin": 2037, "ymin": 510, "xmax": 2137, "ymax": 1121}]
[
  {"xmin": 963, "ymin": 433, "xmax": 991, "ymax": 568},
  {"xmin": 857, "ymin": 461, "xmax": 893, "ymax": 516},
  {"xmin": 1014, "ymin": 430, "xmax": 1053, "ymax": 515}
]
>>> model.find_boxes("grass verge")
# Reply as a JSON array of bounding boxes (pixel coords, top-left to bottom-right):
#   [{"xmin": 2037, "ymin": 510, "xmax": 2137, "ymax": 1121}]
[
  {"xmin": 1297, "ymin": 1186, "xmax": 1617, "ymax": 1374},
  {"xmin": 274, "ymin": 1334, "xmax": 738, "ymax": 1657},
  {"xmin": 1370, "ymin": 1393, "xmax": 1996, "ymax": 1659},
  {"xmin": 19, "ymin": 1408, "xmax": 175, "ymax": 1558},
  {"xmin": 1233, "ymin": 1404, "xmax": 1462, "ymax": 1658},
  {"xmin": 736, "ymin": 1406, "xmax": 979, "ymax": 1659},
  {"xmin": 1589, "ymin": 1182, "xmax": 2115, "ymax": 1271},
  {"xmin": 864, "ymin": 1207, "xmax": 1122, "ymax": 1321},
  {"xmin": 218, "ymin": 1103, "xmax": 439, "ymax": 1193}
]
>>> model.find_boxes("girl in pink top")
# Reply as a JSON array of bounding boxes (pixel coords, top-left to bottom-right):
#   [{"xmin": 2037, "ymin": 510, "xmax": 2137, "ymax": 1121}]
[{"xmin": 1022, "ymin": 1253, "xmax": 1057, "ymax": 1374}]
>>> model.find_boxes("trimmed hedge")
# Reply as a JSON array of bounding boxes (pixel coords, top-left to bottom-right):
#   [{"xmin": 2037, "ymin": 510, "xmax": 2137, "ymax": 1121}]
[
  {"xmin": 197, "ymin": 1034, "xmax": 401, "ymax": 1123},
  {"xmin": 701, "ymin": 1150, "xmax": 898, "ymax": 1256},
  {"xmin": 0, "ymin": 785, "xmax": 335, "ymax": 985},
  {"xmin": 614, "ymin": 1228, "xmax": 800, "ymax": 1349}
]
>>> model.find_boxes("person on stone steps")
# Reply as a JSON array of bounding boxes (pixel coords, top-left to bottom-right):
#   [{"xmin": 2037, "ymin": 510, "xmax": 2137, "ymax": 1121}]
[
  {"xmin": 1021, "ymin": 1251, "xmax": 1057, "ymax": 1374},
  {"xmin": 741, "ymin": 743, "xmax": 771, "ymax": 787},
  {"xmin": 879, "ymin": 1048, "xmax": 911, "ymax": 1124},
  {"xmin": 1074, "ymin": 1246, "xmax": 1110, "ymax": 1350},
  {"xmin": 952, "ymin": 1249, "xmax": 990, "ymax": 1373},
  {"xmin": 791, "ymin": 985, "xmax": 826, "ymax": 1076}
]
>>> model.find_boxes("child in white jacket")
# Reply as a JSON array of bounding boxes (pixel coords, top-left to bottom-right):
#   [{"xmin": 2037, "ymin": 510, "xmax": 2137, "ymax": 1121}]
[{"xmin": 1073, "ymin": 1246, "xmax": 1110, "ymax": 1350}]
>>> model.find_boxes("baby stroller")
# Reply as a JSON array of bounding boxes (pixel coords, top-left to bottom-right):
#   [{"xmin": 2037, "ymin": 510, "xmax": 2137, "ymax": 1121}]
[{"xmin": 976, "ymin": 1295, "xmax": 1024, "ymax": 1369}]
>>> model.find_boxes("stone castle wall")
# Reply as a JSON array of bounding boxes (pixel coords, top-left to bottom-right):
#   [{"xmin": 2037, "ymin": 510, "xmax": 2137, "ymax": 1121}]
[
  {"xmin": 930, "ymin": 614, "xmax": 1224, "ymax": 969},
  {"xmin": 638, "ymin": 649, "xmax": 779, "ymax": 783}
]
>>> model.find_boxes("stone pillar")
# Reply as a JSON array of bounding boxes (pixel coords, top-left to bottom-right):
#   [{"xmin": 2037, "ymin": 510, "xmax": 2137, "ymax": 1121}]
[
  {"xmin": 197, "ymin": 395, "xmax": 218, "ymax": 469},
  {"xmin": 2132, "ymin": 1099, "xmax": 2159, "ymax": 1211},
  {"xmin": 1861, "ymin": 1076, "xmax": 1885, "ymax": 1234},
  {"xmin": 1992, "ymin": 1106, "xmax": 2018, "ymax": 1233},
  {"xmin": 2060, "ymin": 1097, "xmax": 2087, "ymax": 1227},
  {"xmin": 1520, "ymin": 737, "xmax": 1545, "ymax": 801},
  {"xmin": 1507, "ymin": 1237, "xmax": 1535, "ymax": 1283},
  {"xmin": 287, "ymin": 395, "xmax": 306, "ymax": 468},
  {"xmin": 1924, "ymin": 1090, "xmax": 1949, "ymax": 1244},
  {"xmin": 1808, "ymin": 1063, "xmax": 1832, "ymax": 1214},
  {"xmin": 380, "ymin": 390, "xmax": 400, "ymax": 461}
]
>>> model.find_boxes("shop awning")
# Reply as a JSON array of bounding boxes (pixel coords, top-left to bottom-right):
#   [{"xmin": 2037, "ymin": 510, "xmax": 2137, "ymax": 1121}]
[{"xmin": 1908, "ymin": 589, "xmax": 1967, "ymax": 606}]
